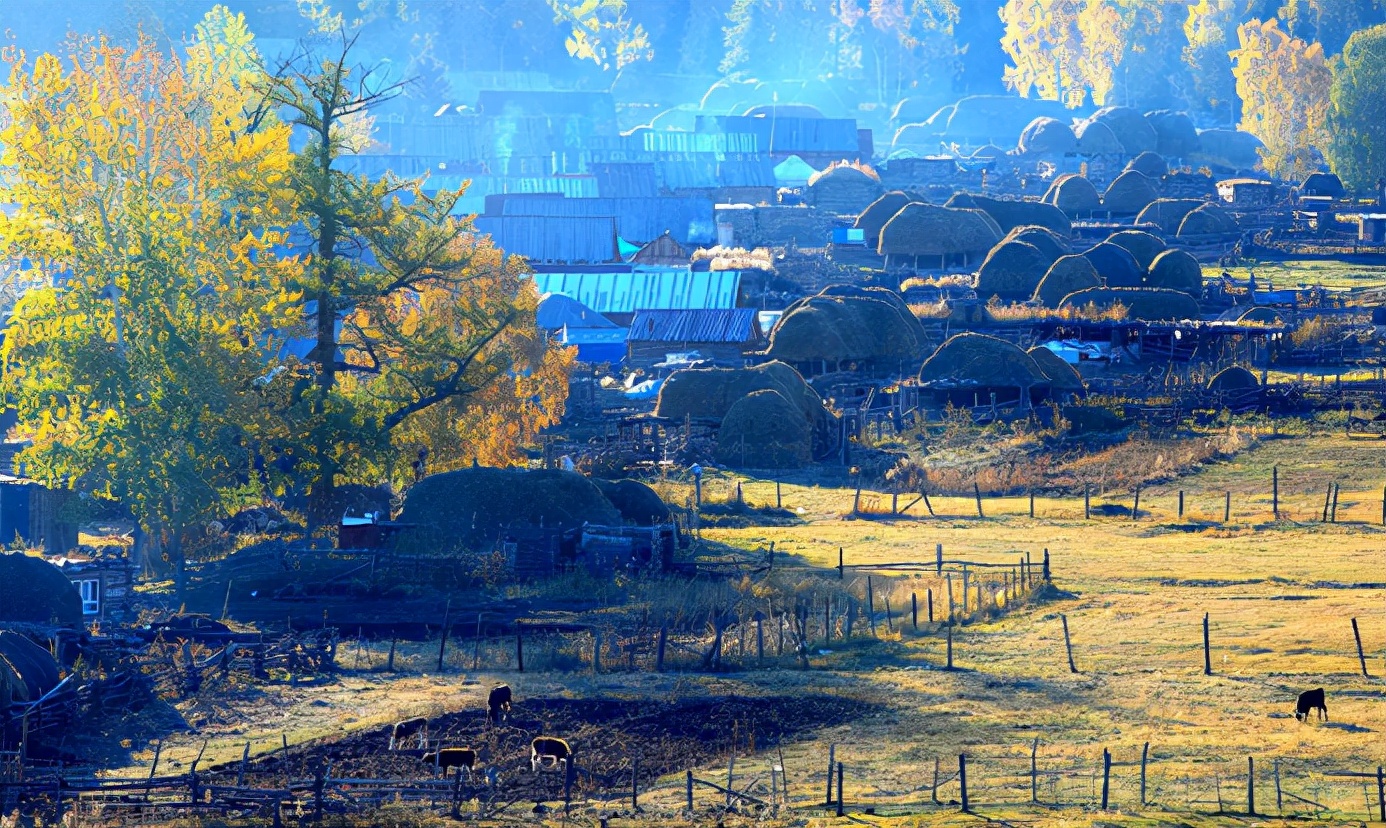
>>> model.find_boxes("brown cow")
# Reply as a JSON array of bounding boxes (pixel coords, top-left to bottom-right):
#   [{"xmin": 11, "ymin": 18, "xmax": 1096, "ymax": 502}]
[
  {"xmin": 530, "ymin": 737, "xmax": 571, "ymax": 773},
  {"xmin": 390, "ymin": 717, "xmax": 429, "ymax": 750},
  {"xmin": 423, "ymin": 747, "xmax": 478, "ymax": 775}
]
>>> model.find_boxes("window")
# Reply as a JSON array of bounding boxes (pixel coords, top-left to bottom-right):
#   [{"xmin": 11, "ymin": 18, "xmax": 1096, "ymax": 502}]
[{"xmin": 76, "ymin": 579, "xmax": 100, "ymax": 615}]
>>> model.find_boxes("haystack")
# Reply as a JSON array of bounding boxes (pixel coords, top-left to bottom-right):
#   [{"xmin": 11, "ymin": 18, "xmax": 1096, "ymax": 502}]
[
  {"xmin": 1060, "ymin": 287, "xmax": 1201, "ymax": 321},
  {"xmin": 1125, "ymin": 151, "xmax": 1168, "ymax": 179},
  {"xmin": 1074, "ymin": 120, "xmax": 1124, "ymax": 155},
  {"xmin": 594, "ymin": 479, "xmax": 671, "ymax": 526},
  {"xmin": 945, "ymin": 192, "xmax": 1071, "ymax": 235},
  {"xmin": 818, "ymin": 284, "xmax": 915, "ymax": 316},
  {"xmin": 0, "ymin": 631, "xmax": 61, "ymax": 703},
  {"xmin": 1194, "ymin": 129, "xmax": 1264, "ymax": 171},
  {"xmin": 1301, "ymin": 172, "xmax": 1346, "ymax": 199},
  {"xmin": 1083, "ymin": 242, "xmax": 1144, "ymax": 288},
  {"xmin": 398, "ymin": 468, "xmax": 622, "ymax": 551},
  {"xmin": 1002, "ymin": 224, "xmax": 1068, "ymax": 261},
  {"xmin": 891, "ymin": 123, "xmax": 935, "ymax": 154},
  {"xmin": 744, "ymin": 103, "xmax": 824, "ymax": 119},
  {"xmin": 877, "ymin": 203, "xmax": 1002, "ymax": 265},
  {"xmin": 766, "ymin": 295, "xmax": 923, "ymax": 367},
  {"xmin": 1033, "ymin": 255, "xmax": 1103, "ymax": 308},
  {"xmin": 944, "ymin": 95, "xmax": 1068, "ymax": 144},
  {"xmin": 893, "ymin": 97, "xmax": 945, "ymax": 126},
  {"xmin": 854, "ymin": 191, "xmax": 915, "ymax": 246},
  {"xmin": 656, "ymin": 361, "xmax": 826, "ymax": 426},
  {"xmin": 716, "ymin": 390, "xmax": 813, "ymax": 469},
  {"xmin": 1135, "ymin": 198, "xmax": 1204, "ymax": 234},
  {"xmin": 1146, "ymin": 249, "xmax": 1203, "ymax": 297},
  {"xmin": 0, "ymin": 553, "xmax": 82, "ymax": 624},
  {"xmin": 807, "ymin": 161, "xmax": 883, "ymax": 215},
  {"xmin": 975, "ymin": 240, "xmax": 1054, "ymax": 302},
  {"xmin": 1177, "ymin": 203, "xmax": 1240, "ymax": 238},
  {"xmin": 1043, "ymin": 174, "xmax": 1103, "ymax": 216},
  {"xmin": 1102, "ymin": 171, "xmax": 1160, "ymax": 216},
  {"xmin": 1207, "ymin": 365, "xmax": 1259, "ymax": 392},
  {"xmin": 1017, "ymin": 116, "xmax": 1078, "ymax": 155},
  {"xmin": 1236, "ymin": 307, "xmax": 1283, "ymax": 325},
  {"xmin": 1028, "ymin": 346, "xmax": 1086, "ymax": 396},
  {"xmin": 1106, "ymin": 229, "xmax": 1167, "ymax": 270},
  {"xmin": 1145, "ymin": 110, "xmax": 1201, "ymax": 158},
  {"xmin": 918, "ymin": 333, "xmax": 1047, "ymax": 396},
  {"xmin": 1087, "ymin": 106, "xmax": 1158, "ymax": 155}
]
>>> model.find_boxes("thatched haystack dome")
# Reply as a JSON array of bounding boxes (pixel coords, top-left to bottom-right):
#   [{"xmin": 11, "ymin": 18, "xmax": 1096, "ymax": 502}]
[
  {"xmin": 0, "ymin": 631, "xmax": 62, "ymax": 704},
  {"xmin": 1087, "ymin": 106, "xmax": 1158, "ymax": 155},
  {"xmin": 1060, "ymin": 287, "xmax": 1201, "ymax": 321},
  {"xmin": 1034, "ymin": 255, "xmax": 1103, "ymax": 307},
  {"xmin": 1106, "ymin": 229, "xmax": 1167, "ymax": 270},
  {"xmin": 1074, "ymin": 119, "xmax": 1124, "ymax": 155},
  {"xmin": 919, "ymin": 333, "xmax": 1048, "ymax": 403},
  {"xmin": 1301, "ymin": 172, "xmax": 1346, "ymax": 199},
  {"xmin": 975, "ymin": 240, "xmax": 1054, "ymax": 301},
  {"xmin": 1135, "ymin": 198, "xmax": 1204, "ymax": 234},
  {"xmin": 1145, "ymin": 110, "xmax": 1201, "ymax": 158},
  {"xmin": 893, "ymin": 98, "xmax": 946, "ymax": 126},
  {"xmin": 945, "ymin": 192, "xmax": 1071, "ymax": 235},
  {"xmin": 766, "ymin": 295, "xmax": 923, "ymax": 368},
  {"xmin": 1043, "ymin": 174, "xmax": 1103, "ymax": 216},
  {"xmin": 744, "ymin": 103, "xmax": 824, "ymax": 119},
  {"xmin": 1102, "ymin": 170, "xmax": 1160, "ymax": 215},
  {"xmin": 1125, "ymin": 151, "xmax": 1168, "ymax": 179},
  {"xmin": 1002, "ymin": 224, "xmax": 1069, "ymax": 261},
  {"xmin": 891, "ymin": 123, "xmax": 937, "ymax": 154},
  {"xmin": 1177, "ymin": 202, "xmax": 1240, "ymax": 238},
  {"xmin": 0, "ymin": 553, "xmax": 82, "ymax": 624},
  {"xmin": 878, "ymin": 203, "xmax": 1002, "ymax": 266},
  {"xmin": 1028, "ymin": 346, "xmax": 1086, "ymax": 396},
  {"xmin": 1017, "ymin": 116, "xmax": 1078, "ymax": 155},
  {"xmin": 807, "ymin": 161, "xmax": 883, "ymax": 215},
  {"xmin": 701, "ymin": 79, "xmax": 756, "ymax": 113},
  {"xmin": 1194, "ymin": 128, "xmax": 1264, "ymax": 170},
  {"xmin": 657, "ymin": 361, "xmax": 824, "ymax": 422},
  {"xmin": 1235, "ymin": 306, "xmax": 1283, "ymax": 325},
  {"xmin": 944, "ymin": 95, "xmax": 1069, "ymax": 144},
  {"xmin": 716, "ymin": 390, "xmax": 813, "ymax": 469},
  {"xmin": 854, "ymin": 191, "xmax": 914, "ymax": 246},
  {"xmin": 1083, "ymin": 241, "xmax": 1144, "ymax": 288},
  {"xmin": 594, "ymin": 479, "xmax": 672, "ymax": 526},
  {"xmin": 1146, "ymin": 249, "xmax": 1203, "ymax": 297},
  {"xmin": 1207, "ymin": 365, "xmax": 1259, "ymax": 392},
  {"xmin": 818, "ymin": 284, "xmax": 915, "ymax": 316}
]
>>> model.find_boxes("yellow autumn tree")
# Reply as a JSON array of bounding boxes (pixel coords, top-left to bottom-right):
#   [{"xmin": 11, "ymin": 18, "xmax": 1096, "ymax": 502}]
[
  {"xmin": 1000, "ymin": 0, "xmax": 1127, "ymax": 107},
  {"xmin": 1230, "ymin": 18, "xmax": 1332, "ymax": 179}
]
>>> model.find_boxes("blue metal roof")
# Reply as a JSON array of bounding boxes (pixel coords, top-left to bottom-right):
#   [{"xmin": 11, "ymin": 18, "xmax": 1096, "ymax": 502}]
[
  {"xmin": 475, "ymin": 215, "xmax": 618, "ymax": 263},
  {"xmin": 483, "ymin": 195, "xmax": 715, "ymax": 245},
  {"xmin": 627, "ymin": 309, "xmax": 758, "ymax": 343},
  {"xmin": 530, "ymin": 267, "xmax": 741, "ymax": 313}
]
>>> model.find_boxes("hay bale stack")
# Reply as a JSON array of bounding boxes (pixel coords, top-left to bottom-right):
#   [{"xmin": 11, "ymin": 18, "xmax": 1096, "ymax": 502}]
[
  {"xmin": 398, "ymin": 468, "xmax": 622, "ymax": 551},
  {"xmin": 0, "ymin": 553, "xmax": 82, "ymax": 624},
  {"xmin": 716, "ymin": 390, "xmax": 813, "ymax": 469},
  {"xmin": 1043, "ymin": 174, "xmax": 1103, "ymax": 216},
  {"xmin": 1083, "ymin": 241, "xmax": 1144, "ymax": 288},
  {"xmin": 975, "ymin": 240, "xmax": 1054, "ymax": 302},
  {"xmin": 1017, "ymin": 116, "xmax": 1078, "ymax": 155},
  {"xmin": 656, "ymin": 361, "xmax": 824, "ymax": 423},
  {"xmin": 919, "ymin": 332, "xmax": 1047, "ymax": 393},
  {"xmin": 1034, "ymin": 255, "xmax": 1103, "ymax": 307},
  {"xmin": 945, "ymin": 192, "xmax": 1071, "ymax": 235},
  {"xmin": 1102, "ymin": 170, "xmax": 1160, "ymax": 216},
  {"xmin": 1177, "ymin": 203, "xmax": 1240, "ymax": 238},
  {"xmin": 1074, "ymin": 119, "xmax": 1125, "ymax": 156},
  {"xmin": 807, "ymin": 162, "xmax": 884, "ymax": 215},
  {"xmin": 1135, "ymin": 198, "xmax": 1205, "ymax": 234},
  {"xmin": 1002, "ymin": 224, "xmax": 1069, "ymax": 261},
  {"xmin": 1301, "ymin": 172, "xmax": 1346, "ymax": 199},
  {"xmin": 1087, "ymin": 106, "xmax": 1158, "ymax": 155},
  {"xmin": 1125, "ymin": 151, "xmax": 1168, "ymax": 179},
  {"xmin": 1208, "ymin": 365, "xmax": 1259, "ymax": 391},
  {"xmin": 1028, "ymin": 346, "xmax": 1086, "ymax": 395},
  {"xmin": 1194, "ymin": 128, "xmax": 1264, "ymax": 170},
  {"xmin": 0, "ymin": 631, "xmax": 61, "ymax": 703},
  {"xmin": 1145, "ymin": 110, "xmax": 1201, "ymax": 158},
  {"xmin": 594, "ymin": 479, "xmax": 671, "ymax": 526},
  {"xmin": 854, "ymin": 191, "xmax": 915, "ymax": 246},
  {"xmin": 1106, "ymin": 229, "xmax": 1167, "ymax": 270},
  {"xmin": 891, "ymin": 123, "xmax": 936, "ymax": 154},
  {"xmin": 945, "ymin": 95, "xmax": 1069, "ymax": 144},
  {"xmin": 877, "ymin": 203, "xmax": 1002, "ymax": 263},
  {"xmin": 767, "ymin": 295, "xmax": 924, "ymax": 366},
  {"xmin": 1060, "ymin": 287, "xmax": 1201, "ymax": 321},
  {"xmin": 1146, "ymin": 249, "xmax": 1204, "ymax": 297}
]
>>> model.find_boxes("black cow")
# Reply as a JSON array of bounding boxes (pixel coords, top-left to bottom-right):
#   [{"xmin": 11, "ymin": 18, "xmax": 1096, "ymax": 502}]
[
  {"xmin": 423, "ymin": 747, "xmax": 478, "ymax": 775},
  {"xmin": 1295, "ymin": 688, "xmax": 1328, "ymax": 722},
  {"xmin": 530, "ymin": 737, "xmax": 571, "ymax": 773},
  {"xmin": 487, "ymin": 684, "xmax": 513, "ymax": 723},
  {"xmin": 390, "ymin": 716, "xmax": 429, "ymax": 750}
]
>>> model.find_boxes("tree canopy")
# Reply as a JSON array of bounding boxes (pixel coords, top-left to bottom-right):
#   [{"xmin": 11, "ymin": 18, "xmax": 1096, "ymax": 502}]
[{"xmin": 1325, "ymin": 23, "xmax": 1386, "ymax": 191}]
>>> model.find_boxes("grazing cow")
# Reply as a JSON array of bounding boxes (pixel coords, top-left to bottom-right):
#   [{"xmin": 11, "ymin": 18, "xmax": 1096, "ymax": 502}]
[
  {"xmin": 1295, "ymin": 688, "xmax": 1328, "ymax": 722},
  {"xmin": 390, "ymin": 716, "xmax": 429, "ymax": 750},
  {"xmin": 487, "ymin": 684, "xmax": 513, "ymax": 723},
  {"xmin": 530, "ymin": 737, "xmax": 571, "ymax": 773},
  {"xmin": 423, "ymin": 747, "xmax": 478, "ymax": 775}
]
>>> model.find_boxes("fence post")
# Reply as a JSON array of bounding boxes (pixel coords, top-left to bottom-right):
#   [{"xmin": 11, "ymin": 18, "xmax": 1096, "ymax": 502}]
[
  {"xmin": 1061, "ymin": 614, "xmax": 1077, "ymax": 673},
  {"xmin": 1352, "ymin": 618, "xmax": 1369, "ymax": 677},
  {"xmin": 838, "ymin": 547, "xmax": 844, "ymax": 580},
  {"xmin": 1178, "ymin": 490, "xmax": 1184, "ymax": 519},
  {"xmin": 1274, "ymin": 758, "xmax": 1283, "ymax": 813},
  {"xmin": 973, "ymin": 482, "xmax": 984, "ymax": 518},
  {"xmin": 1031, "ymin": 738, "xmax": 1039, "ymax": 804},
  {"xmin": 823, "ymin": 598, "xmax": 831, "ymax": 646},
  {"xmin": 1030, "ymin": 490, "xmax": 1035, "ymax": 518},
  {"xmin": 726, "ymin": 756, "xmax": 735, "ymax": 807},
  {"xmin": 1272, "ymin": 465, "xmax": 1279, "ymax": 519},
  {"xmin": 436, "ymin": 599, "xmax": 451, "ymax": 673},
  {"xmin": 1224, "ymin": 490, "xmax": 1231, "ymax": 523},
  {"xmin": 825, "ymin": 744, "xmax": 835, "ymax": 805},
  {"xmin": 451, "ymin": 767, "xmax": 464, "ymax": 819},
  {"xmin": 866, "ymin": 576, "xmax": 876, "ymax": 637},
  {"xmin": 1042, "ymin": 548, "xmax": 1051, "ymax": 581},
  {"xmin": 473, "ymin": 612, "xmax": 484, "ymax": 670},
  {"xmin": 1140, "ymin": 741, "xmax": 1149, "ymax": 806},
  {"xmin": 1247, "ymin": 756, "xmax": 1255, "ymax": 816},
  {"xmin": 1203, "ymin": 612, "xmax": 1212, "ymax": 675},
  {"xmin": 836, "ymin": 762, "xmax": 845, "ymax": 817},
  {"xmin": 961, "ymin": 567, "xmax": 969, "ymax": 616},
  {"xmin": 932, "ymin": 757, "xmax": 940, "ymax": 804},
  {"xmin": 936, "ymin": 543, "xmax": 943, "ymax": 574},
  {"xmin": 946, "ymin": 622, "xmax": 954, "ymax": 670},
  {"xmin": 1101, "ymin": 748, "xmax": 1111, "ymax": 810},
  {"xmin": 911, "ymin": 592, "xmax": 918, "ymax": 630},
  {"xmin": 656, "ymin": 626, "xmax": 667, "ymax": 672},
  {"xmin": 1323, "ymin": 482, "xmax": 1333, "ymax": 522},
  {"xmin": 1132, "ymin": 486, "xmax": 1140, "ymax": 520},
  {"xmin": 1376, "ymin": 766, "xmax": 1384, "ymax": 822},
  {"xmin": 1084, "ymin": 484, "xmax": 1091, "ymax": 519},
  {"xmin": 758, "ymin": 614, "xmax": 766, "ymax": 659},
  {"xmin": 564, "ymin": 757, "xmax": 574, "ymax": 814},
  {"xmin": 927, "ymin": 589, "xmax": 934, "ymax": 624},
  {"xmin": 959, "ymin": 754, "xmax": 969, "ymax": 813},
  {"xmin": 686, "ymin": 770, "xmax": 694, "ymax": 812},
  {"xmin": 1381, "ymin": 485, "xmax": 1385, "ymax": 526},
  {"xmin": 884, "ymin": 595, "xmax": 894, "ymax": 632},
  {"xmin": 1331, "ymin": 482, "xmax": 1340, "ymax": 522},
  {"xmin": 946, "ymin": 574, "xmax": 954, "ymax": 621},
  {"xmin": 313, "ymin": 764, "xmax": 325, "ymax": 822},
  {"xmin": 631, "ymin": 757, "xmax": 639, "ymax": 811},
  {"xmin": 516, "ymin": 623, "xmax": 524, "ymax": 673}
]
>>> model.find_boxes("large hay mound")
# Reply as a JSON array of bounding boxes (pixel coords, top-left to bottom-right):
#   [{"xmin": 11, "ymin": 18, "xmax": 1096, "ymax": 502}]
[
  {"xmin": 945, "ymin": 192, "xmax": 1071, "ymax": 235},
  {"xmin": 716, "ymin": 390, "xmax": 812, "ymax": 469},
  {"xmin": 398, "ymin": 468, "xmax": 622, "ymax": 551},
  {"xmin": 1017, "ymin": 116, "xmax": 1078, "ymax": 155},
  {"xmin": 1208, "ymin": 365, "xmax": 1259, "ymax": 391},
  {"xmin": 1043, "ymin": 174, "xmax": 1103, "ymax": 215},
  {"xmin": 1106, "ymin": 229, "xmax": 1167, "ymax": 270},
  {"xmin": 807, "ymin": 162, "xmax": 884, "ymax": 215},
  {"xmin": 1028, "ymin": 346, "xmax": 1085, "ymax": 394},
  {"xmin": 1301, "ymin": 172, "xmax": 1346, "ymax": 199},
  {"xmin": 1236, "ymin": 306, "xmax": 1283, "ymax": 325},
  {"xmin": 0, "ymin": 631, "xmax": 62, "ymax": 703},
  {"xmin": 975, "ymin": 240, "xmax": 1054, "ymax": 301},
  {"xmin": 657, "ymin": 361, "xmax": 824, "ymax": 423},
  {"xmin": 1002, "ymin": 224, "xmax": 1069, "ymax": 261},
  {"xmin": 1088, "ymin": 106, "xmax": 1158, "ymax": 155},
  {"xmin": 1074, "ymin": 119, "xmax": 1124, "ymax": 155},
  {"xmin": 766, "ymin": 295, "xmax": 924, "ymax": 366},
  {"xmin": 1194, "ymin": 128, "xmax": 1264, "ymax": 170},
  {"xmin": 594, "ymin": 479, "xmax": 672, "ymax": 526},
  {"xmin": 1034, "ymin": 255, "xmax": 1103, "ymax": 307},
  {"xmin": 1145, "ymin": 110, "xmax": 1201, "ymax": 158},
  {"xmin": 818, "ymin": 284, "xmax": 914, "ymax": 316},
  {"xmin": 1125, "ymin": 150, "xmax": 1168, "ymax": 179},
  {"xmin": 854, "ymin": 191, "xmax": 914, "ymax": 245},
  {"xmin": 878, "ymin": 202, "xmax": 1002, "ymax": 258},
  {"xmin": 1102, "ymin": 170, "xmax": 1160, "ymax": 215},
  {"xmin": 1146, "ymin": 249, "xmax": 1204, "ymax": 297},
  {"xmin": 0, "ymin": 553, "xmax": 82, "ymax": 624},
  {"xmin": 919, "ymin": 332, "xmax": 1046, "ymax": 390},
  {"xmin": 1083, "ymin": 241, "xmax": 1144, "ymax": 288},
  {"xmin": 1060, "ymin": 287, "xmax": 1201, "ymax": 321},
  {"xmin": 944, "ymin": 95, "xmax": 1070, "ymax": 143},
  {"xmin": 1178, "ymin": 202, "xmax": 1240, "ymax": 238},
  {"xmin": 1136, "ymin": 198, "xmax": 1205, "ymax": 234}
]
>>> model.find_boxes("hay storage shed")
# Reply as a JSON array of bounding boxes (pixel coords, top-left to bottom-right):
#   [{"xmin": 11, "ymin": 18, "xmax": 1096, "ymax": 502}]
[
  {"xmin": 1102, "ymin": 171, "xmax": 1160, "ymax": 216},
  {"xmin": 807, "ymin": 162, "xmax": 883, "ymax": 215},
  {"xmin": 854, "ymin": 191, "xmax": 915, "ymax": 247},
  {"xmin": 1087, "ymin": 107, "xmax": 1158, "ymax": 155},
  {"xmin": 765, "ymin": 294, "xmax": 924, "ymax": 374},
  {"xmin": 1178, "ymin": 203, "xmax": 1240, "ymax": 238},
  {"xmin": 1300, "ymin": 172, "xmax": 1346, "ymax": 199},
  {"xmin": 1145, "ymin": 111, "xmax": 1201, "ymax": 158},
  {"xmin": 1125, "ymin": 151, "xmax": 1168, "ymax": 179},
  {"xmin": 1017, "ymin": 116, "xmax": 1078, "ymax": 155},
  {"xmin": 0, "ymin": 552, "xmax": 82, "ymax": 624},
  {"xmin": 1135, "ymin": 198, "xmax": 1205, "ymax": 234},
  {"xmin": 1194, "ymin": 129, "xmax": 1264, "ymax": 171},
  {"xmin": 877, "ymin": 202, "xmax": 1002, "ymax": 269},
  {"xmin": 1074, "ymin": 120, "xmax": 1124, "ymax": 156},
  {"xmin": 1146, "ymin": 249, "xmax": 1204, "ymax": 297},
  {"xmin": 946, "ymin": 192, "xmax": 1071, "ymax": 235},
  {"xmin": 1034, "ymin": 255, "xmax": 1103, "ymax": 307},
  {"xmin": 1003, "ymin": 225, "xmax": 1068, "ymax": 261},
  {"xmin": 716, "ymin": 390, "xmax": 813, "ymax": 469},
  {"xmin": 918, "ymin": 333, "xmax": 1048, "ymax": 407},
  {"xmin": 1106, "ymin": 229, "xmax": 1167, "ymax": 270},
  {"xmin": 1083, "ymin": 241, "xmax": 1144, "ymax": 288},
  {"xmin": 1060, "ymin": 287, "xmax": 1201, "ymax": 321},
  {"xmin": 1028, "ymin": 346, "xmax": 1086, "ymax": 398},
  {"xmin": 1043, "ymin": 174, "xmax": 1103, "ymax": 216},
  {"xmin": 975, "ymin": 239, "xmax": 1054, "ymax": 302},
  {"xmin": 1208, "ymin": 366, "xmax": 1259, "ymax": 391}
]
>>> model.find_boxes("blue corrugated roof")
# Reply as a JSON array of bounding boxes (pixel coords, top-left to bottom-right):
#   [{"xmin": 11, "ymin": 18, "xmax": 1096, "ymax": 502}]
[
  {"xmin": 475, "ymin": 215, "xmax": 618, "ymax": 263},
  {"xmin": 484, "ymin": 195, "xmax": 715, "ymax": 245},
  {"xmin": 531, "ymin": 267, "xmax": 741, "ymax": 313},
  {"xmin": 627, "ymin": 309, "xmax": 758, "ymax": 343}
]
